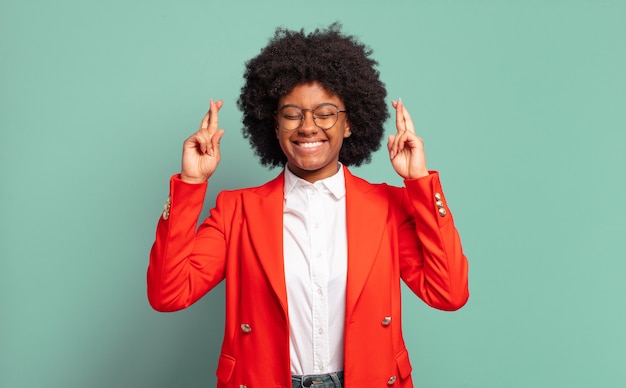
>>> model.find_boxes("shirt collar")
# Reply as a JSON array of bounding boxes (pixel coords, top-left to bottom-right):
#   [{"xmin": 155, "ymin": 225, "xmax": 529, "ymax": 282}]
[{"xmin": 283, "ymin": 164, "xmax": 346, "ymax": 200}]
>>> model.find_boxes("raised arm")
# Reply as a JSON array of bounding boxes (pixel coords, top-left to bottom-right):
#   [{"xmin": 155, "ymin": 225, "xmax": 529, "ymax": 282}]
[{"xmin": 147, "ymin": 103, "xmax": 228, "ymax": 311}]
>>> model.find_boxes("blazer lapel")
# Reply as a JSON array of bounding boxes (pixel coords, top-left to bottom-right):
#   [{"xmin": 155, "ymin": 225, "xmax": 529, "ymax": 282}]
[
  {"xmin": 239, "ymin": 167, "xmax": 388, "ymax": 322},
  {"xmin": 241, "ymin": 172, "xmax": 289, "ymax": 314},
  {"xmin": 344, "ymin": 167, "xmax": 388, "ymax": 322}
]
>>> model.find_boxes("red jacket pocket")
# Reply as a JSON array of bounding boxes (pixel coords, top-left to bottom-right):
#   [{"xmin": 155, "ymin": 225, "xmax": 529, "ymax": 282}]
[
  {"xmin": 216, "ymin": 353, "xmax": 236, "ymax": 383},
  {"xmin": 396, "ymin": 348, "xmax": 413, "ymax": 379}
]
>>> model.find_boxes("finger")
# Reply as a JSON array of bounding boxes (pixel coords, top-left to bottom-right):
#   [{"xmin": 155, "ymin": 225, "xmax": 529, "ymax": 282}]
[
  {"xmin": 390, "ymin": 128, "xmax": 408, "ymax": 159},
  {"xmin": 199, "ymin": 111, "xmax": 210, "ymax": 132},
  {"xmin": 395, "ymin": 98, "xmax": 407, "ymax": 134},
  {"xmin": 207, "ymin": 99, "xmax": 221, "ymax": 135},
  {"xmin": 401, "ymin": 103, "xmax": 417, "ymax": 134},
  {"xmin": 395, "ymin": 130, "xmax": 408, "ymax": 155},
  {"xmin": 199, "ymin": 99, "xmax": 223, "ymax": 132},
  {"xmin": 388, "ymin": 133, "xmax": 404, "ymax": 159},
  {"xmin": 208, "ymin": 129, "xmax": 225, "ymax": 157},
  {"xmin": 184, "ymin": 131, "xmax": 208, "ymax": 155}
]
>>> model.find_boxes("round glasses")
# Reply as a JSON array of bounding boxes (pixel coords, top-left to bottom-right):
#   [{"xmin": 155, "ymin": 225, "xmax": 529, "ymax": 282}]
[{"xmin": 275, "ymin": 103, "xmax": 347, "ymax": 131}]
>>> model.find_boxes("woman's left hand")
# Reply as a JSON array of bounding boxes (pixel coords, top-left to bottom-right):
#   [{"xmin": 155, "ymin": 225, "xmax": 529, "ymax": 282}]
[{"xmin": 387, "ymin": 99, "xmax": 429, "ymax": 179}]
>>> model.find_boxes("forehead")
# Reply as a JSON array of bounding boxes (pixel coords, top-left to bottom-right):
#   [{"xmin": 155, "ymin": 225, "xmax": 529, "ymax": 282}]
[{"xmin": 278, "ymin": 81, "xmax": 344, "ymax": 107}]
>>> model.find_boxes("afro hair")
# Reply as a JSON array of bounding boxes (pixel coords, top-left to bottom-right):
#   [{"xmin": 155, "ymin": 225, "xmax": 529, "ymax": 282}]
[{"xmin": 237, "ymin": 23, "xmax": 389, "ymax": 168}]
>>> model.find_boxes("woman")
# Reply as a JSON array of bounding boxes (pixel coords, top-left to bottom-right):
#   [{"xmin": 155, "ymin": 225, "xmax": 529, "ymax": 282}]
[{"xmin": 148, "ymin": 24, "xmax": 469, "ymax": 388}]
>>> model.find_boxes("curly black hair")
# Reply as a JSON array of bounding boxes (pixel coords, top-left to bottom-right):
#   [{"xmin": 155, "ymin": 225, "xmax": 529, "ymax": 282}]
[{"xmin": 237, "ymin": 23, "xmax": 389, "ymax": 167}]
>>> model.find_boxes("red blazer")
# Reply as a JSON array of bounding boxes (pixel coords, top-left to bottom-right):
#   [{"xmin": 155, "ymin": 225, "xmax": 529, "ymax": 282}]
[{"xmin": 148, "ymin": 166, "xmax": 469, "ymax": 388}]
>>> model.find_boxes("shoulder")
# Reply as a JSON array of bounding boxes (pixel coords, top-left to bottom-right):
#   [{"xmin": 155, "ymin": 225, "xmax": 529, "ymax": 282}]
[
  {"xmin": 344, "ymin": 166, "xmax": 403, "ymax": 191},
  {"xmin": 343, "ymin": 167, "xmax": 406, "ymax": 202},
  {"xmin": 215, "ymin": 171, "xmax": 285, "ymax": 201}
]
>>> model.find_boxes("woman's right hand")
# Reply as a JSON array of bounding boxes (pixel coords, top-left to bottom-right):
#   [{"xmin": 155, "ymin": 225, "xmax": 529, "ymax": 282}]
[{"xmin": 180, "ymin": 99, "xmax": 225, "ymax": 183}]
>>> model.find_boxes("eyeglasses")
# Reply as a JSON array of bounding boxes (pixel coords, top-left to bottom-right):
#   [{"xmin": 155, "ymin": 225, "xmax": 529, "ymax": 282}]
[{"xmin": 275, "ymin": 103, "xmax": 347, "ymax": 131}]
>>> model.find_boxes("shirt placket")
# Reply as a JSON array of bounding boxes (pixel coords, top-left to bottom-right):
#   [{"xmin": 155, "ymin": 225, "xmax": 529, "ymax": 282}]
[{"xmin": 307, "ymin": 185, "xmax": 329, "ymax": 373}]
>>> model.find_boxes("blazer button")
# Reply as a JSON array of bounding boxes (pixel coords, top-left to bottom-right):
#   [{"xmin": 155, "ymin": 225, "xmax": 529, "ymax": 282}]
[
  {"xmin": 239, "ymin": 385, "xmax": 247, "ymax": 388},
  {"xmin": 387, "ymin": 375, "xmax": 397, "ymax": 385},
  {"xmin": 434, "ymin": 193, "xmax": 442, "ymax": 201},
  {"xmin": 162, "ymin": 196, "xmax": 171, "ymax": 220},
  {"xmin": 381, "ymin": 316, "xmax": 392, "ymax": 326},
  {"xmin": 436, "ymin": 200, "xmax": 444, "ymax": 209},
  {"xmin": 438, "ymin": 208, "xmax": 447, "ymax": 217},
  {"xmin": 240, "ymin": 324, "xmax": 252, "ymax": 333}
]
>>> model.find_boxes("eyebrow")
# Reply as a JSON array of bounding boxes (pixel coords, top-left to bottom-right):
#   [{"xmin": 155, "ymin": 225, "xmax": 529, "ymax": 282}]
[{"xmin": 277, "ymin": 102, "xmax": 341, "ymax": 110}]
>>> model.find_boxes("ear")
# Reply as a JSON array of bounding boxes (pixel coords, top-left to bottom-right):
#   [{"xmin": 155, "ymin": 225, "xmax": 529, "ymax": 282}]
[
  {"xmin": 274, "ymin": 118, "xmax": 280, "ymax": 138},
  {"xmin": 343, "ymin": 118, "xmax": 351, "ymax": 138}
]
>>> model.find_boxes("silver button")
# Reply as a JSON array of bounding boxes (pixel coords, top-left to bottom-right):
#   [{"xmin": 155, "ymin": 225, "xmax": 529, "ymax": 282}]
[
  {"xmin": 434, "ymin": 193, "xmax": 442, "ymax": 201},
  {"xmin": 387, "ymin": 375, "xmax": 397, "ymax": 385},
  {"xmin": 240, "ymin": 385, "xmax": 247, "ymax": 388},
  {"xmin": 381, "ymin": 316, "xmax": 392, "ymax": 326},
  {"xmin": 438, "ymin": 208, "xmax": 447, "ymax": 217},
  {"xmin": 240, "ymin": 323, "xmax": 252, "ymax": 333},
  {"xmin": 436, "ymin": 200, "xmax": 444, "ymax": 208}
]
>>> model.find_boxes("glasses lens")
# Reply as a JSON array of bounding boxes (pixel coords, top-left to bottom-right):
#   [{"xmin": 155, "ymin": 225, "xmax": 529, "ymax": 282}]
[
  {"xmin": 278, "ymin": 107, "xmax": 302, "ymax": 130},
  {"xmin": 313, "ymin": 105, "xmax": 338, "ymax": 130}
]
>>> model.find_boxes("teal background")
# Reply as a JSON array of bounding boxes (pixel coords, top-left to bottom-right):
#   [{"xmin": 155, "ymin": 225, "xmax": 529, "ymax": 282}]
[{"xmin": 2, "ymin": 0, "xmax": 625, "ymax": 387}]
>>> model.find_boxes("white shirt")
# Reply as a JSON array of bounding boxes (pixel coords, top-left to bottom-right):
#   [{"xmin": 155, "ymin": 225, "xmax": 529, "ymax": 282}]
[{"xmin": 283, "ymin": 165, "xmax": 348, "ymax": 375}]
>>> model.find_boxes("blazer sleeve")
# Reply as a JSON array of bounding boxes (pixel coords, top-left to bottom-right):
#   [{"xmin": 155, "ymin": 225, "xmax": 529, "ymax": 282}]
[
  {"xmin": 398, "ymin": 171, "xmax": 469, "ymax": 311},
  {"xmin": 147, "ymin": 175, "xmax": 228, "ymax": 312}
]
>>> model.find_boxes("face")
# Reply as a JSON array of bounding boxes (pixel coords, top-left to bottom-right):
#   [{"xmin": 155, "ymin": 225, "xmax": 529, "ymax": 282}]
[{"xmin": 275, "ymin": 81, "xmax": 351, "ymax": 183}]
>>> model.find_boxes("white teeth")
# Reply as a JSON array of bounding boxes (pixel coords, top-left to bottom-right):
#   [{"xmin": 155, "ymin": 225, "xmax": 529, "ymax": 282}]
[{"xmin": 299, "ymin": 141, "xmax": 323, "ymax": 148}]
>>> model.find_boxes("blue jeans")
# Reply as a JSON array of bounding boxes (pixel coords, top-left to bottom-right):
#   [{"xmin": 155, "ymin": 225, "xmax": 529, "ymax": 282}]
[{"xmin": 291, "ymin": 371, "xmax": 344, "ymax": 388}]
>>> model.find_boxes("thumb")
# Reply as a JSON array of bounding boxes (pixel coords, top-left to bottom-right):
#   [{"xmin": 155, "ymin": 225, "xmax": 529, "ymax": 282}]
[
  {"xmin": 387, "ymin": 134, "xmax": 395, "ymax": 151},
  {"xmin": 387, "ymin": 134, "xmax": 397, "ymax": 158}
]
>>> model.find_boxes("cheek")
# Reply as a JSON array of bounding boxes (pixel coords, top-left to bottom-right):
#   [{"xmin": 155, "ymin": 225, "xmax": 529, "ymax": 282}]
[{"xmin": 276, "ymin": 134, "xmax": 291, "ymax": 154}]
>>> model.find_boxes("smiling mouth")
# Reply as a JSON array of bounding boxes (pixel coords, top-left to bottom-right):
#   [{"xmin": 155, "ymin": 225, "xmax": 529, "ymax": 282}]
[{"xmin": 296, "ymin": 141, "xmax": 325, "ymax": 148}]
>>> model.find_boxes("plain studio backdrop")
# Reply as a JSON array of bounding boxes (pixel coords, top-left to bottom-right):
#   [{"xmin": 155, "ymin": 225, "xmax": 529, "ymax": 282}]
[{"xmin": 1, "ymin": 1, "xmax": 625, "ymax": 387}]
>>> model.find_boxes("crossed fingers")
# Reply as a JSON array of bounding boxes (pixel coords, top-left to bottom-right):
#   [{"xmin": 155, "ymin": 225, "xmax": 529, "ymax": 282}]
[{"xmin": 197, "ymin": 99, "xmax": 223, "ymax": 156}]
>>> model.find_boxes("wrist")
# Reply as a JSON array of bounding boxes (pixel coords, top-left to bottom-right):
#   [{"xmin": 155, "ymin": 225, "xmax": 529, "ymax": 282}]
[{"xmin": 179, "ymin": 174, "xmax": 208, "ymax": 184}]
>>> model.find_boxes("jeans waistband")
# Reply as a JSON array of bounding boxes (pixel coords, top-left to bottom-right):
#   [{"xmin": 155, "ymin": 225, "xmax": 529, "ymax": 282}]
[{"xmin": 291, "ymin": 371, "xmax": 344, "ymax": 388}]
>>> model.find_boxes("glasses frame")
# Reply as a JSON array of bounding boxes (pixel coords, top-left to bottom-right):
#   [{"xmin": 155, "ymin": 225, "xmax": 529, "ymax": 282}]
[{"xmin": 275, "ymin": 103, "xmax": 347, "ymax": 131}]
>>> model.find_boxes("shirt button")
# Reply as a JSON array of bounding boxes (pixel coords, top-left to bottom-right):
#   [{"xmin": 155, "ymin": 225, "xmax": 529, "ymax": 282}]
[
  {"xmin": 318, "ymin": 328, "xmax": 324, "ymax": 335},
  {"xmin": 317, "ymin": 288, "xmax": 323, "ymax": 295}
]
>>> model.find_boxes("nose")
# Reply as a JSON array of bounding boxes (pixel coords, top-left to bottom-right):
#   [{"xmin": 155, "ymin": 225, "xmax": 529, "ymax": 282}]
[{"xmin": 299, "ymin": 110, "xmax": 318, "ymax": 133}]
